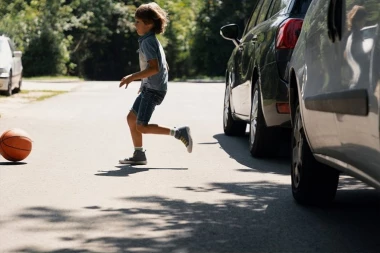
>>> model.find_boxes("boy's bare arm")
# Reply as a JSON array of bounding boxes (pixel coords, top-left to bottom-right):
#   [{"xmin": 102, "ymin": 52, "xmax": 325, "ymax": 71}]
[{"xmin": 119, "ymin": 59, "xmax": 159, "ymax": 88}]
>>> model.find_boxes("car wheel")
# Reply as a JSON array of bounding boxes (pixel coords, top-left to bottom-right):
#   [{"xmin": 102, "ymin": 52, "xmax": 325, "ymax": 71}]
[
  {"xmin": 291, "ymin": 103, "xmax": 339, "ymax": 205},
  {"xmin": 249, "ymin": 84, "xmax": 276, "ymax": 157},
  {"xmin": 223, "ymin": 83, "xmax": 246, "ymax": 136},
  {"xmin": 5, "ymin": 71, "xmax": 12, "ymax": 96},
  {"xmin": 14, "ymin": 73, "xmax": 22, "ymax": 93}
]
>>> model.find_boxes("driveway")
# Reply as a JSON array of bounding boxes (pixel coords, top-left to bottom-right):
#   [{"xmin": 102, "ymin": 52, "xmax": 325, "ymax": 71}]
[{"xmin": 0, "ymin": 81, "xmax": 379, "ymax": 253}]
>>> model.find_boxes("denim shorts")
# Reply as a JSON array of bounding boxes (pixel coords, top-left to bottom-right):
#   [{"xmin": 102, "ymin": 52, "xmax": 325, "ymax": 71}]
[{"xmin": 131, "ymin": 87, "xmax": 166, "ymax": 125}]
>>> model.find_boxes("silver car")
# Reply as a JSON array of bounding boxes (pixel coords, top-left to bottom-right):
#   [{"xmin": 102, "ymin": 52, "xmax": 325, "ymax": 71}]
[
  {"xmin": 0, "ymin": 35, "xmax": 23, "ymax": 96},
  {"xmin": 288, "ymin": 0, "xmax": 380, "ymax": 205}
]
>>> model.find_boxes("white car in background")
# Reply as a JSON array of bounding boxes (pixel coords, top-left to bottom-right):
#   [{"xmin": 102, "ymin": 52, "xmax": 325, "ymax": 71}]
[{"xmin": 0, "ymin": 35, "xmax": 23, "ymax": 96}]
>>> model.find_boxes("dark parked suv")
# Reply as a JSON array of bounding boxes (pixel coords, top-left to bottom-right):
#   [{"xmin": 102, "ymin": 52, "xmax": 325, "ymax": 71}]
[
  {"xmin": 220, "ymin": 0, "xmax": 312, "ymax": 157},
  {"xmin": 288, "ymin": 0, "xmax": 380, "ymax": 205}
]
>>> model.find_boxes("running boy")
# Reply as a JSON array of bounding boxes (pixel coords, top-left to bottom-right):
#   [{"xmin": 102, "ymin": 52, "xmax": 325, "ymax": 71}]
[{"xmin": 119, "ymin": 2, "xmax": 192, "ymax": 165}]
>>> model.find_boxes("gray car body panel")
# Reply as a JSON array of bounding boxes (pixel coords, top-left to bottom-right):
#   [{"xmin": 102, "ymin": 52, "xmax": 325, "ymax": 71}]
[{"xmin": 289, "ymin": 0, "xmax": 380, "ymax": 189}]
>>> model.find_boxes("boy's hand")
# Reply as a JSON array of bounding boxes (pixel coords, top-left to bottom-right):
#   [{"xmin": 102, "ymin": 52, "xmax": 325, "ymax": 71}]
[{"xmin": 119, "ymin": 74, "xmax": 133, "ymax": 89}]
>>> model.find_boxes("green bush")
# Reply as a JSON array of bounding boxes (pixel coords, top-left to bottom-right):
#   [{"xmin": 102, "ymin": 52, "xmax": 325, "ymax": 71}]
[{"xmin": 23, "ymin": 29, "xmax": 68, "ymax": 77}]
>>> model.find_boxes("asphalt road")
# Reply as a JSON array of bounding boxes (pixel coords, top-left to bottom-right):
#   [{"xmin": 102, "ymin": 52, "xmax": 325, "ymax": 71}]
[{"xmin": 0, "ymin": 81, "xmax": 379, "ymax": 253}]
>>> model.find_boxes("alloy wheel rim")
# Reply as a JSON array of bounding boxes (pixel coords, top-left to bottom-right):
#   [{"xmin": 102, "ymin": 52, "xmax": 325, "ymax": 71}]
[
  {"xmin": 292, "ymin": 109, "xmax": 303, "ymax": 188},
  {"xmin": 250, "ymin": 89, "xmax": 259, "ymax": 145},
  {"xmin": 224, "ymin": 85, "xmax": 231, "ymax": 127}
]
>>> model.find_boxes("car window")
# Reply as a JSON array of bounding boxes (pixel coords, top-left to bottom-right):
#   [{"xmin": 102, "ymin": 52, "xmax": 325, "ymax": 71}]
[
  {"xmin": 7, "ymin": 39, "xmax": 15, "ymax": 52},
  {"xmin": 244, "ymin": 0, "xmax": 265, "ymax": 35},
  {"xmin": 256, "ymin": 0, "xmax": 275, "ymax": 24},
  {"xmin": 0, "ymin": 40, "xmax": 12, "ymax": 58},
  {"xmin": 0, "ymin": 40, "xmax": 5, "ymax": 51},
  {"xmin": 268, "ymin": 0, "xmax": 291, "ymax": 17},
  {"xmin": 362, "ymin": 25, "xmax": 377, "ymax": 39},
  {"xmin": 0, "ymin": 40, "xmax": 7, "ymax": 53},
  {"xmin": 290, "ymin": 0, "xmax": 312, "ymax": 15}
]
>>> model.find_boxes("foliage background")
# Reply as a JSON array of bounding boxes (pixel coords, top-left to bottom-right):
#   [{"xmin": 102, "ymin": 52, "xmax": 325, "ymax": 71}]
[{"xmin": 0, "ymin": 0, "xmax": 257, "ymax": 80}]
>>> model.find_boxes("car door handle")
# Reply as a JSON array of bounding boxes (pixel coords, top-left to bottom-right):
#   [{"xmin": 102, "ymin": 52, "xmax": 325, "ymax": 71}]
[
  {"xmin": 327, "ymin": 0, "xmax": 336, "ymax": 42},
  {"xmin": 327, "ymin": 0, "xmax": 343, "ymax": 42},
  {"xmin": 334, "ymin": 0, "xmax": 343, "ymax": 41}
]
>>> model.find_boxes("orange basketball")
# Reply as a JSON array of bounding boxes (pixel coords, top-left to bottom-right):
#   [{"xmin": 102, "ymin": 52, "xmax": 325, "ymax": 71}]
[{"xmin": 0, "ymin": 128, "xmax": 32, "ymax": 162}]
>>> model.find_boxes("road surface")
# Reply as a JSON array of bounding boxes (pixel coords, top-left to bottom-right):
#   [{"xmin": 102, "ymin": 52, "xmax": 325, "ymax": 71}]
[{"xmin": 0, "ymin": 81, "xmax": 379, "ymax": 253}]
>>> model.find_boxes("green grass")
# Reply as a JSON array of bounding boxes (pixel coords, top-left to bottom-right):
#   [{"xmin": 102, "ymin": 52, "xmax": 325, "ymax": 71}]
[
  {"xmin": 0, "ymin": 90, "xmax": 67, "ymax": 119},
  {"xmin": 19, "ymin": 90, "xmax": 67, "ymax": 101},
  {"xmin": 35, "ymin": 91, "xmax": 67, "ymax": 101}
]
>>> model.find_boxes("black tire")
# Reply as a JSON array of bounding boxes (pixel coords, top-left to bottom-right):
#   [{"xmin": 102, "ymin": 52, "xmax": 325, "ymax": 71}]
[
  {"xmin": 223, "ymin": 83, "xmax": 246, "ymax": 136},
  {"xmin": 291, "ymin": 103, "xmax": 339, "ymax": 205},
  {"xmin": 5, "ymin": 72, "xmax": 12, "ymax": 96},
  {"xmin": 249, "ymin": 84, "xmax": 278, "ymax": 158},
  {"xmin": 14, "ymin": 73, "xmax": 22, "ymax": 93}
]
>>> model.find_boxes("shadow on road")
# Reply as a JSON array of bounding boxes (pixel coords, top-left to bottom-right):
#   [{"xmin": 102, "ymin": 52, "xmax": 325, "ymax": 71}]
[
  {"xmin": 212, "ymin": 133, "xmax": 290, "ymax": 176},
  {"xmin": 8, "ymin": 179, "xmax": 380, "ymax": 253},
  {"xmin": 0, "ymin": 162, "xmax": 27, "ymax": 166},
  {"xmin": 95, "ymin": 166, "xmax": 188, "ymax": 177}
]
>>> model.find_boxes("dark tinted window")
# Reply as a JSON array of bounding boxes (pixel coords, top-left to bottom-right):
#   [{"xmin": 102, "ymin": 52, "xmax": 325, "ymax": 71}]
[
  {"xmin": 244, "ymin": 0, "xmax": 265, "ymax": 35},
  {"xmin": 257, "ymin": 0, "xmax": 275, "ymax": 24},
  {"xmin": 269, "ymin": 0, "xmax": 291, "ymax": 17},
  {"xmin": 7, "ymin": 39, "xmax": 15, "ymax": 52},
  {"xmin": 291, "ymin": 0, "xmax": 312, "ymax": 15}
]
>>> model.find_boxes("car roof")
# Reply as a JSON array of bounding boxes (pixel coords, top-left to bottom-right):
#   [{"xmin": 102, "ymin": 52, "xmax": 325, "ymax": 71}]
[{"xmin": 0, "ymin": 35, "xmax": 9, "ymax": 41}]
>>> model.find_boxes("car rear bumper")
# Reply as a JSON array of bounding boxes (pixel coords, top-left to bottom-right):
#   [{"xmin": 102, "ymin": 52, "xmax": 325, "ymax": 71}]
[
  {"xmin": 262, "ymin": 101, "xmax": 291, "ymax": 127},
  {"xmin": 260, "ymin": 63, "xmax": 291, "ymax": 127}
]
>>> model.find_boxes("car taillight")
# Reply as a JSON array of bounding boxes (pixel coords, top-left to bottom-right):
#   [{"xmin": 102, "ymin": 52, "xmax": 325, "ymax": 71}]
[{"xmin": 276, "ymin": 18, "xmax": 303, "ymax": 49}]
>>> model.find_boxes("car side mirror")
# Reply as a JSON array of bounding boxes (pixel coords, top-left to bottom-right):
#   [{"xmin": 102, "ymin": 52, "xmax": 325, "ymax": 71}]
[
  {"xmin": 220, "ymin": 24, "xmax": 240, "ymax": 47},
  {"xmin": 13, "ymin": 51, "xmax": 22, "ymax": 58}
]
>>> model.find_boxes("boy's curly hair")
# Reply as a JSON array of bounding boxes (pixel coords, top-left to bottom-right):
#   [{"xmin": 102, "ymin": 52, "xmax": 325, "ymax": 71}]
[
  {"xmin": 135, "ymin": 2, "xmax": 169, "ymax": 34},
  {"xmin": 347, "ymin": 5, "xmax": 367, "ymax": 31}
]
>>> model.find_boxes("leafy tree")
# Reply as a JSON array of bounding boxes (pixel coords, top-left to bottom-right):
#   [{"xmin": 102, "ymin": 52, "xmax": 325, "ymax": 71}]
[
  {"xmin": 156, "ymin": 0, "xmax": 203, "ymax": 79},
  {"xmin": 0, "ymin": 0, "xmax": 73, "ymax": 76},
  {"xmin": 66, "ymin": 0, "xmax": 137, "ymax": 79},
  {"xmin": 23, "ymin": 0, "xmax": 72, "ymax": 76},
  {"xmin": 0, "ymin": 0, "xmax": 261, "ymax": 80},
  {"xmin": 191, "ymin": 0, "xmax": 258, "ymax": 77}
]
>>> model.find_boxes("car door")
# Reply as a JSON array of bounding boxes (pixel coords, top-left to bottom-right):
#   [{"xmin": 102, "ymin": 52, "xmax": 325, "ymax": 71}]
[
  {"xmin": 231, "ymin": 0, "xmax": 265, "ymax": 117},
  {"xmin": 300, "ymin": 0, "xmax": 342, "ymax": 157},
  {"xmin": 7, "ymin": 39, "xmax": 21, "ymax": 82},
  {"xmin": 0, "ymin": 39, "xmax": 13, "ymax": 73},
  {"xmin": 334, "ymin": 0, "xmax": 380, "ymax": 183}
]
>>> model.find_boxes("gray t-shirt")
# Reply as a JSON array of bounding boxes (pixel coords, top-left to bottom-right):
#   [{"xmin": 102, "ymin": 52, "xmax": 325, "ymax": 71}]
[{"xmin": 138, "ymin": 31, "xmax": 168, "ymax": 91}]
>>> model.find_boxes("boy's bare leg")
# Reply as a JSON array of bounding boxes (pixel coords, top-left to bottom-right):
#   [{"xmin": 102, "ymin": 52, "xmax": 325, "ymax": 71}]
[
  {"xmin": 128, "ymin": 115, "xmax": 193, "ymax": 153},
  {"xmin": 127, "ymin": 111, "xmax": 143, "ymax": 147},
  {"xmin": 136, "ymin": 124, "xmax": 170, "ymax": 135},
  {"xmin": 136, "ymin": 124, "xmax": 192, "ymax": 153}
]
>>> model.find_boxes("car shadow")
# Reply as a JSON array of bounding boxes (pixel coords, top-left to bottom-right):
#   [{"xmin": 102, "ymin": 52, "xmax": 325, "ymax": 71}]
[
  {"xmin": 95, "ymin": 166, "xmax": 188, "ymax": 177},
  {"xmin": 212, "ymin": 133, "xmax": 290, "ymax": 175}
]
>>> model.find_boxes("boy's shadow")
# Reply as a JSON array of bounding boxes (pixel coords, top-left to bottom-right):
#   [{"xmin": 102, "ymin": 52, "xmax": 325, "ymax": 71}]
[{"xmin": 95, "ymin": 166, "xmax": 188, "ymax": 177}]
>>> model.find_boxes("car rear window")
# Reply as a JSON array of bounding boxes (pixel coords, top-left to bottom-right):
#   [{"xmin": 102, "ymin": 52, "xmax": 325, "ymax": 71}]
[
  {"xmin": 290, "ymin": 0, "xmax": 312, "ymax": 14},
  {"xmin": 0, "ymin": 40, "xmax": 6, "ymax": 52},
  {"xmin": 269, "ymin": 0, "xmax": 292, "ymax": 17}
]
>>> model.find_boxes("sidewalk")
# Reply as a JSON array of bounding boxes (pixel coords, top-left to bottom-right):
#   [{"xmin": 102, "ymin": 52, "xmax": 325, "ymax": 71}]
[
  {"xmin": 0, "ymin": 80, "xmax": 85, "ymax": 117},
  {"xmin": 23, "ymin": 80, "xmax": 84, "ymax": 91}
]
